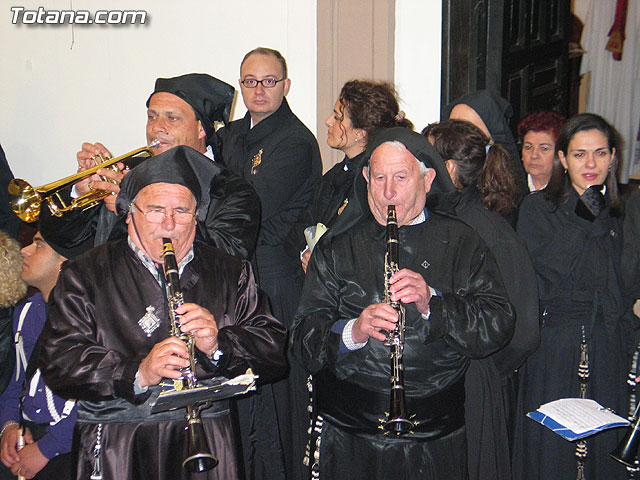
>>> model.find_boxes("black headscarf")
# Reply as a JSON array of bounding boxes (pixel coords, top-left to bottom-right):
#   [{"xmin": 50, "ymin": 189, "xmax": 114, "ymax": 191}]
[
  {"xmin": 442, "ymin": 89, "xmax": 526, "ymax": 194},
  {"xmin": 147, "ymin": 73, "xmax": 235, "ymax": 146},
  {"xmin": 329, "ymin": 127, "xmax": 457, "ymax": 238},
  {"xmin": 116, "ymin": 145, "xmax": 217, "ymax": 222}
]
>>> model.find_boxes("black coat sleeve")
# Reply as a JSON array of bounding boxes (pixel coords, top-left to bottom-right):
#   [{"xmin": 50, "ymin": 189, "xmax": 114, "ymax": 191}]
[
  {"xmin": 198, "ymin": 169, "xmax": 261, "ymax": 260},
  {"xmin": 0, "ymin": 145, "xmax": 21, "ymax": 239},
  {"xmin": 200, "ymin": 260, "xmax": 287, "ymax": 384}
]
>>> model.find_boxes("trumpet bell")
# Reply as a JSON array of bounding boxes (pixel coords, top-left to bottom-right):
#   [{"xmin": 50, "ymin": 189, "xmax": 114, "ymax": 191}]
[
  {"xmin": 6, "ymin": 142, "xmax": 158, "ymax": 223},
  {"xmin": 8, "ymin": 178, "xmax": 42, "ymax": 223}
]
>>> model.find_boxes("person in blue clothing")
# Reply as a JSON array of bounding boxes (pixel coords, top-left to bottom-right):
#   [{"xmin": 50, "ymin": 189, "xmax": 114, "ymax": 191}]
[{"xmin": 0, "ymin": 230, "xmax": 81, "ymax": 480}]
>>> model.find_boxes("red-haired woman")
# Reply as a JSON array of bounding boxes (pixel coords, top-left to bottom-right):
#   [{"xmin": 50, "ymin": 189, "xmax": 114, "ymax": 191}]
[{"xmin": 517, "ymin": 110, "xmax": 566, "ymax": 192}]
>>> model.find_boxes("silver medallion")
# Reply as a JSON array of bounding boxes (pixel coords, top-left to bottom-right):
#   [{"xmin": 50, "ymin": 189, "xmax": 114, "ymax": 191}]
[{"xmin": 138, "ymin": 306, "xmax": 161, "ymax": 337}]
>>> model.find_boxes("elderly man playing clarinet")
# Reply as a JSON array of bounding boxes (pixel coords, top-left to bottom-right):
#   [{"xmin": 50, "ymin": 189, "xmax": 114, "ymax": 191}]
[
  {"xmin": 39, "ymin": 145, "xmax": 287, "ymax": 480},
  {"xmin": 290, "ymin": 128, "xmax": 515, "ymax": 480}
]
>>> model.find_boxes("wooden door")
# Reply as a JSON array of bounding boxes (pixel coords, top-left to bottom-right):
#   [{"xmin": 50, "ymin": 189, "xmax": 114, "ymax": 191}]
[
  {"xmin": 501, "ymin": 0, "xmax": 571, "ymax": 131},
  {"xmin": 441, "ymin": 0, "xmax": 571, "ymax": 133}
]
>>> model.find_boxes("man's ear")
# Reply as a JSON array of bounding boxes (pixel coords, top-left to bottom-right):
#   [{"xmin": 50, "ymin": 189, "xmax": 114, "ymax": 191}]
[
  {"xmin": 362, "ymin": 166, "xmax": 369, "ymax": 184},
  {"xmin": 283, "ymin": 78, "xmax": 291, "ymax": 96},
  {"xmin": 423, "ymin": 168, "xmax": 437, "ymax": 192},
  {"xmin": 197, "ymin": 121, "xmax": 206, "ymax": 140}
]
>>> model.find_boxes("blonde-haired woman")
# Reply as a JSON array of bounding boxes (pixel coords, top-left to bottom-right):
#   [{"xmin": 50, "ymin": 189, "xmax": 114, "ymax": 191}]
[{"xmin": 0, "ymin": 230, "xmax": 27, "ymax": 395}]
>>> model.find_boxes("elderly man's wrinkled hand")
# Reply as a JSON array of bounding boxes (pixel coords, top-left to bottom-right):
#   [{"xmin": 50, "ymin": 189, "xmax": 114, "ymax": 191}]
[
  {"xmin": 177, "ymin": 303, "xmax": 219, "ymax": 356},
  {"xmin": 352, "ymin": 303, "xmax": 398, "ymax": 343}
]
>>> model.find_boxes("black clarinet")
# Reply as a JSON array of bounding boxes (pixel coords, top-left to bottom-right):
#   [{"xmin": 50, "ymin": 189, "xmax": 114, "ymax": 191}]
[
  {"xmin": 162, "ymin": 238, "xmax": 218, "ymax": 472},
  {"xmin": 380, "ymin": 206, "xmax": 414, "ymax": 434},
  {"xmin": 610, "ymin": 342, "xmax": 640, "ymax": 474}
]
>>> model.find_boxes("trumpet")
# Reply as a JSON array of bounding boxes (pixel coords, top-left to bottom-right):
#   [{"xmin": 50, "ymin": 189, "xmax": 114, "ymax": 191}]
[{"xmin": 8, "ymin": 141, "xmax": 159, "ymax": 222}]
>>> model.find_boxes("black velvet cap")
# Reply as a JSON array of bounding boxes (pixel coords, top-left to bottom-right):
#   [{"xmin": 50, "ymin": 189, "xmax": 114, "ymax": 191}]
[
  {"xmin": 38, "ymin": 206, "xmax": 96, "ymax": 259},
  {"xmin": 146, "ymin": 73, "xmax": 235, "ymax": 140},
  {"xmin": 116, "ymin": 145, "xmax": 215, "ymax": 221},
  {"xmin": 364, "ymin": 128, "xmax": 456, "ymax": 189}
]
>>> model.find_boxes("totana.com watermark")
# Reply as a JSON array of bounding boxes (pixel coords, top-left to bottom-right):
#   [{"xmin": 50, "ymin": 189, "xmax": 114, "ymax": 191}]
[{"xmin": 11, "ymin": 6, "xmax": 147, "ymax": 25}]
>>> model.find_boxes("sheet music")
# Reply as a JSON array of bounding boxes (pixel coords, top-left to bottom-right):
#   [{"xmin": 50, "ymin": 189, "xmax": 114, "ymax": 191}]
[{"xmin": 535, "ymin": 398, "xmax": 628, "ymax": 435}]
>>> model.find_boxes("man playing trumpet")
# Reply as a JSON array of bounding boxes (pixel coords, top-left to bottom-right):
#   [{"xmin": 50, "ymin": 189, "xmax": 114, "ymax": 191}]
[
  {"xmin": 70, "ymin": 73, "xmax": 260, "ymax": 259},
  {"xmin": 39, "ymin": 146, "xmax": 287, "ymax": 479}
]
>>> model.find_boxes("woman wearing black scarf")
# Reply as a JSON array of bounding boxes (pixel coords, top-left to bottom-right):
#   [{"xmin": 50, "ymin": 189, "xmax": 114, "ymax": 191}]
[{"xmin": 442, "ymin": 90, "xmax": 526, "ymax": 206}]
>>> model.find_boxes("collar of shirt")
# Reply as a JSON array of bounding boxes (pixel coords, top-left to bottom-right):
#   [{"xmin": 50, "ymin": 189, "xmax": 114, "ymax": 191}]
[
  {"xmin": 409, "ymin": 209, "xmax": 427, "ymax": 225},
  {"xmin": 127, "ymin": 236, "xmax": 194, "ymax": 285},
  {"xmin": 204, "ymin": 144, "xmax": 214, "ymax": 161},
  {"xmin": 528, "ymin": 173, "xmax": 548, "ymax": 192}
]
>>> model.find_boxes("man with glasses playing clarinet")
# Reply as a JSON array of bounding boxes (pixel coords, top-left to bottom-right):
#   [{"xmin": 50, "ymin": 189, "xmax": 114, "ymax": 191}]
[{"xmin": 39, "ymin": 146, "xmax": 287, "ymax": 480}]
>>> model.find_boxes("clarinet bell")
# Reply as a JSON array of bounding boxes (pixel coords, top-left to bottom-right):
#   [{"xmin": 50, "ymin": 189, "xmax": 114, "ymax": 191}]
[
  {"xmin": 182, "ymin": 415, "xmax": 218, "ymax": 473},
  {"xmin": 610, "ymin": 417, "xmax": 640, "ymax": 468}
]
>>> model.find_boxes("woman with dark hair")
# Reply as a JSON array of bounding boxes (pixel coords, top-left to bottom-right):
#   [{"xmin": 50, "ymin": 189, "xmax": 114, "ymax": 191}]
[
  {"xmin": 424, "ymin": 120, "xmax": 539, "ymax": 480},
  {"xmin": 425, "ymin": 119, "xmax": 520, "ymax": 217},
  {"xmin": 513, "ymin": 113, "xmax": 630, "ymax": 479},
  {"xmin": 288, "ymin": 79, "xmax": 412, "ymax": 272},
  {"xmin": 443, "ymin": 90, "xmax": 526, "ymax": 197},
  {"xmin": 517, "ymin": 110, "xmax": 566, "ymax": 191}
]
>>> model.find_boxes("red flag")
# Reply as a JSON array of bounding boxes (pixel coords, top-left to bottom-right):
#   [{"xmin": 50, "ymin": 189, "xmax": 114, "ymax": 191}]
[{"xmin": 605, "ymin": 0, "xmax": 629, "ymax": 61}]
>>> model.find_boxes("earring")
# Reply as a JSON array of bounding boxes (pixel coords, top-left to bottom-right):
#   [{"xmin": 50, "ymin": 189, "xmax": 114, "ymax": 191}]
[{"xmin": 355, "ymin": 137, "xmax": 359, "ymax": 143}]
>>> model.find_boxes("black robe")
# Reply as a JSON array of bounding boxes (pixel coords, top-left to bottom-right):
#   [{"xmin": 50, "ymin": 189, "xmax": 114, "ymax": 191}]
[
  {"xmin": 291, "ymin": 211, "xmax": 515, "ymax": 479},
  {"xmin": 285, "ymin": 152, "xmax": 363, "ymax": 264},
  {"xmin": 513, "ymin": 190, "xmax": 632, "ymax": 480},
  {"xmin": 219, "ymin": 98, "xmax": 322, "ymax": 480},
  {"xmin": 39, "ymin": 240, "xmax": 287, "ymax": 480},
  {"xmin": 452, "ymin": 188, "xmax": 539, "ymax": 480}
]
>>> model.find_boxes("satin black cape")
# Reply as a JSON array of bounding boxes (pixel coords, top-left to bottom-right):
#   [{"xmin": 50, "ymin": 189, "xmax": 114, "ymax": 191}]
[
  {"xmin": 39, "ymin": 240, "xmax": 287, "ymax": 480},
  {"xmin": 291, "ymin": 211, "xmax": 515, "ymax": 479}
]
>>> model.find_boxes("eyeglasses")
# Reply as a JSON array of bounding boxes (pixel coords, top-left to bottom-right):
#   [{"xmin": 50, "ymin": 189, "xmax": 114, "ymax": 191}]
[
  {"xmin": 131, "ymin": 203, "xmax": 196, "ymax": 225},
  {"xmin": 240, "ymin": 77, "xmax": 285, "ymax": 89}
]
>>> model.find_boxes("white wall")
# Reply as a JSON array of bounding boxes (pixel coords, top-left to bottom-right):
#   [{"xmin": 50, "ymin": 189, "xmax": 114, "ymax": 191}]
[
  {"xmin": 1, "ymin": 0, "xmax": 317, "ymax": 185},
  {"xmin": 395, "ymin": 0, "xmax": 442, "ymax": 133},
  {"xmin": 2, "ymin": 1, "xmax": 442, "ymax": 187}
]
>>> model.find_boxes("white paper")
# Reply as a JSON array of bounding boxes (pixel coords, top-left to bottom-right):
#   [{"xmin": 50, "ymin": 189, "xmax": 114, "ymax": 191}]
[
  {"xmin": 304, "ymin": 223, "xmax": 328, "ymax": 253},
  {"xmin": 537, "ymin": 398, "xmax": 628, "ymax": 434}
]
